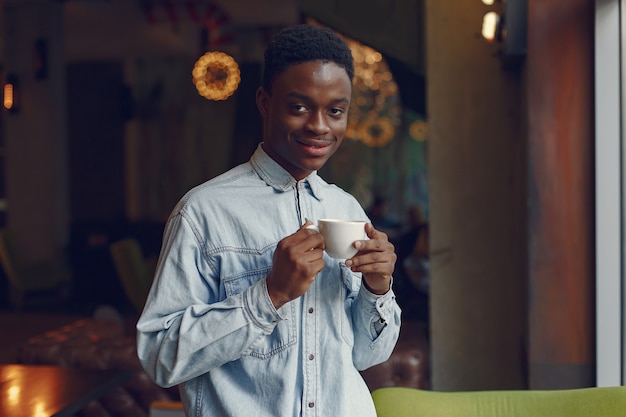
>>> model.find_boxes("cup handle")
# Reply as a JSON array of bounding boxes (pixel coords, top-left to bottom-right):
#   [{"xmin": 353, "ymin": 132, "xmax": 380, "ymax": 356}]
[{"xmin": 305, "ymin": 224, "xmax": 319, "ymax": 233}]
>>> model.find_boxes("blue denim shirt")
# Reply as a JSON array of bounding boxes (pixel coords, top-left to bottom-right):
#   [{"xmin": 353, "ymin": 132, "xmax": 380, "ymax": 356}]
[{"xmin": 136, "ymin": 144, "xmax": 401, "ymax": 417}]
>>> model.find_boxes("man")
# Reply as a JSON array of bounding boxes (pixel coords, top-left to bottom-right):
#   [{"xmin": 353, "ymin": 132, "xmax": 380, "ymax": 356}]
[{"xmin": 137, "ymin": 24, "xmax": 401, "ymax": 417}]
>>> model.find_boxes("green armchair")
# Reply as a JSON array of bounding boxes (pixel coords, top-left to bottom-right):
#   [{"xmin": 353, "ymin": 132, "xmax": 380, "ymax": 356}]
[
  {"xmin": 0, "ymin": 228, "xmax": 71, "ymax": 310},
  {"xmin": 372, "ymin": 386, "xmax": 626, "ymax": 417}
]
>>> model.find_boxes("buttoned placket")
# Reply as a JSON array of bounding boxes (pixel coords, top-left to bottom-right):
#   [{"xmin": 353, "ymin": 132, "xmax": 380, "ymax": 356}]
[
  {"xmin": 302, "ymin": 280, "xmax": 319, "ymax": 416},
  {"xmin": 297, "ymin": 180, "xmax": 319, "ymax": 416}
]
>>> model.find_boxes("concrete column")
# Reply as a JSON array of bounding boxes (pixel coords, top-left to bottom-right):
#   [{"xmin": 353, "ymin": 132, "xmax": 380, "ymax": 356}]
[{"xmin": 427, "ymin": 0, "xmax": 527, "ymax": 390}]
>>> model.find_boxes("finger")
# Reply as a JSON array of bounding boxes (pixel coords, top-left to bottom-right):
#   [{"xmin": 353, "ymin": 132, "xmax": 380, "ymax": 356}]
[
  {"xmin": 286, "ymin": 220, "xmax": 320, "ymax": 243},
  {"xmin": 349, "ymin": 255, "xmax": 395, "ymax": 277},
  {"xmin": 353, "ymin": 266, "xmax": 395, "ymax": 281},
  {"xmin": 352, "ymin": 224, "xmax": 389, "ymax": 253},
  {"xmin": 354, "ymin": 237, "xmax": 393, "ymax": 253},
  {"xmin": 365, "ymin": 223, "xmax": 388, "ymax": 240},
  {"xmin": 350, "ymin": 249, "xmax": 395, "ymax": 267},
  {"xmin": 297, "ymin": 246, "xmax": 326, "ymax": 278},
  {"xmin": 347, "ymin": 242, "xmax": 396, "ymax": 274},
  {"xmin": 302, "ymin": 247, "xmax": 325, "ymax": 265},
  {"xmin": 277, "ymin": 225, "xmax": 324, "ymax": 260},
  {"xmin": 293, "ymin": 230, "xmax": 325, "ymax": 254}
]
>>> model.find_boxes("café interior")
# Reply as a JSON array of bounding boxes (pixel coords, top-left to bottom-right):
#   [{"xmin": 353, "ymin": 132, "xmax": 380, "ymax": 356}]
[{"xmin": 1, "ymin": 0, "xmax": 624, "ymax": 416}]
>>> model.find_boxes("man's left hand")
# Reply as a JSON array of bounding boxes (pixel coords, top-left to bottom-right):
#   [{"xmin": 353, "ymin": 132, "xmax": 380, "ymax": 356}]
[{"xmin": 345, "ymin": 223, "xmax": 396, "ymax": 295}]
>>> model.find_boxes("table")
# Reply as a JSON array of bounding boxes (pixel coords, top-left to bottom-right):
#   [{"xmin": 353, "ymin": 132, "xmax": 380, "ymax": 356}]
[{"xmin": 0, "ymin": 364, "xmax": 130, "ymax": 417}]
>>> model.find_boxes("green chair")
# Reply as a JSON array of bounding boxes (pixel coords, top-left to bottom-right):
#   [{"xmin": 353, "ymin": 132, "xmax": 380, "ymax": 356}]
[
  {"xmin": 0, "ymin": 228, "xmax": 72, "ymax": 310},
  {"xmin": 109, "ymin": 238, "xmax": 156, "ymax": 313},
  {"xmin": 372, "ymin": 386, "xmax": 626, "ymax": 417}
]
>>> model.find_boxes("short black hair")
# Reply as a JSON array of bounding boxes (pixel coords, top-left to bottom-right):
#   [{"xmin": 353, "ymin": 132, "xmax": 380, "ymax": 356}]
[{"xmin": 262, "ymin": 24, "xmax": 354, "ymax": 93}]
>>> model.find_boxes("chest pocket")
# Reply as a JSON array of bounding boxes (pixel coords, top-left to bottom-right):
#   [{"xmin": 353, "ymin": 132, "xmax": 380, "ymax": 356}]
[{"xmin": 223, "ymin": 265, "xmax": 297, "ymax": 360}]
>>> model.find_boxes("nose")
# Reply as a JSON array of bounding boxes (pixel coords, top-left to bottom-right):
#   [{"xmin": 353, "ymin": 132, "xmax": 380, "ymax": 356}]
[{"xmin": 304, "ymin": 111, "xmax": 331, "ymax": 136}]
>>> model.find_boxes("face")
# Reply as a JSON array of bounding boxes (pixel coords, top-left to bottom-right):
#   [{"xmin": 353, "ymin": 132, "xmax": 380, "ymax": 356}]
[{"xmin": 256, "ymin": 60, "xmax": 352, "ymax": 181}]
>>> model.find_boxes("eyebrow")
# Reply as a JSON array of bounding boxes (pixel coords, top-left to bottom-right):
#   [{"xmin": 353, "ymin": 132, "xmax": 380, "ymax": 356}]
[{"xmin": 287, "ymin": 92, "xmax": 350, "ymax": 105}]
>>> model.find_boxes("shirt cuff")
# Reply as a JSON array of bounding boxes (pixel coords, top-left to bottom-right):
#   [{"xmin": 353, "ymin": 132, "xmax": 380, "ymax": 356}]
[
  {"xmin": 243, "ymin": 278, "xmax": 285, "ymax": 335},
  {"xmin": 358, "ymin": 277, "xmax": 396, "ymax": 324}
]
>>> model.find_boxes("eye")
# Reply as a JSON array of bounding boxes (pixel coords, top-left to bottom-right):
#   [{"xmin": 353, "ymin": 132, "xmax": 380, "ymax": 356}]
[
  {"xmin": 292, "ymin": 103, "xmax": 308, "ymax": 113},
  {"xmin": 329, "ymin": 107, "xmax": 346, "ymax": 117}
]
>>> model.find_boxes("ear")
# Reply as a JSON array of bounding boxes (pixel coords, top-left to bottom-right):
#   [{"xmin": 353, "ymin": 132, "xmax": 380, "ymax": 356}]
[{"xmin": 256, "ymin": 87, "xmax": 270, "ymax": 117}]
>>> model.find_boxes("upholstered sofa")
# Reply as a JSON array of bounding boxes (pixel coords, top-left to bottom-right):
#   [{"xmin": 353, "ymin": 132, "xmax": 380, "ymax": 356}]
[
  {"xmin": 16, "ymin": 317, "xmax": 429, "ymax": 416},
  {"xmin": 17, "ymin": 318, "xmax": 178, "ymax": 417}
]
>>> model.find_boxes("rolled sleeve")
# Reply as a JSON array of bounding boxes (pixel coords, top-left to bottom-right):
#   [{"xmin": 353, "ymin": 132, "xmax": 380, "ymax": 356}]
[
  {"xmin": 351, "ymin": 278, "xmax": 401, "ymax": 370},
  {"xmin": 243, "ymin": 278, "xmax": 286, "ymax": 335}
]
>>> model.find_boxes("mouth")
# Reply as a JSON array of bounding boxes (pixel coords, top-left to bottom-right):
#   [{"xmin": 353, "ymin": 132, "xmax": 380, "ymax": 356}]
[{"xmin": 296, "ymin": 138, "xmax": 334, "ymax": 157}]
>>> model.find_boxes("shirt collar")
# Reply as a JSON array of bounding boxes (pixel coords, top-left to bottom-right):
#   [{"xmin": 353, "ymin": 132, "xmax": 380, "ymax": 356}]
[{"xmin": 250, "ymin": 143, "xmax": 324, "ymax": 200}]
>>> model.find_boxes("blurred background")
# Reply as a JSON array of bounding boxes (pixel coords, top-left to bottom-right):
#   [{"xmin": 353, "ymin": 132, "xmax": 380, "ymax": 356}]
[
  {"xmin": 0, "ymin": 0, "xmax": 431, "ymax": 322},
  {"xmin": 0, "ymin": 0, "xmax": 611, "ymax": 394}
]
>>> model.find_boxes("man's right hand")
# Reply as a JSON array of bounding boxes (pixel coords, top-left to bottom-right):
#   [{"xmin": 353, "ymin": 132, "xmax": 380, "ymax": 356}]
[{"xmin": 266, "ymin": 220, "xmax": 325, "ymax": 309}]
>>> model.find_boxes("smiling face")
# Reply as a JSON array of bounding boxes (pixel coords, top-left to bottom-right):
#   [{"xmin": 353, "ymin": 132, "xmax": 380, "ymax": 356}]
[{"xmin": 256, "ymin": 60, "xmax": 352, "ymax": 181}]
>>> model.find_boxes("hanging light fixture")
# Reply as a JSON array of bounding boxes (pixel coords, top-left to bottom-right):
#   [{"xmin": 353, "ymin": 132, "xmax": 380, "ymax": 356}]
[{"xmin": 192, "ymin": 51, "xmax": 240, "ymax": 101}]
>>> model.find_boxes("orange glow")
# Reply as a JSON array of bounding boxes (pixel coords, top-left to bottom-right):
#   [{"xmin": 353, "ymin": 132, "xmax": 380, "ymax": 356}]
[
  {"xmin": 1, "ymin": 365, "xmax": 57, "ymax": 417},
  {"xmin": 3, "ymin": 83, "xmax": 14, "ymax": 110},
  {"xmin": 192, "ymin": 51, "xmax": 240, "ymax": 101}
]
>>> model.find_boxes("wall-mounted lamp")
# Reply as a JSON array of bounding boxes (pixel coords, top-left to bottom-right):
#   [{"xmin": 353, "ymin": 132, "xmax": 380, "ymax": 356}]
[
  {"xmin": 3, "ymin": 74, "xmax": 19, "ymax": 113},
  {"xmin": 482, "ymin": 11, "xmax": 502, "ymax": 42},
  {"xmin": 480, "ymin": 0, "xmax": 527, "ymax": 69},
  {"xmin": 480, "ymin": 0, "xmax": 503, "ymax": 42}
]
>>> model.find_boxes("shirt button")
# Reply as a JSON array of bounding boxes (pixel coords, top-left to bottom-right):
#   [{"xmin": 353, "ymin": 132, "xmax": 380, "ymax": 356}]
[
  {"xmin": 308, "ymin": 307, "xmax": 314, "ymax": 313},
  {"xmin": 308, "ymin": 354, "xmax": 314, "ymax": 360},
  {"xmin": 308, "ymin": 402, "xmax": 315, "ymax": 408}
]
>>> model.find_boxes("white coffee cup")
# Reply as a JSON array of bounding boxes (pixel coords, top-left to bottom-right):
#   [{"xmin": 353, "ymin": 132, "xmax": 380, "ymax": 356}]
[{"xmin": 306, "ymin": 219, "xmax": 367, "ymax": 259}]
